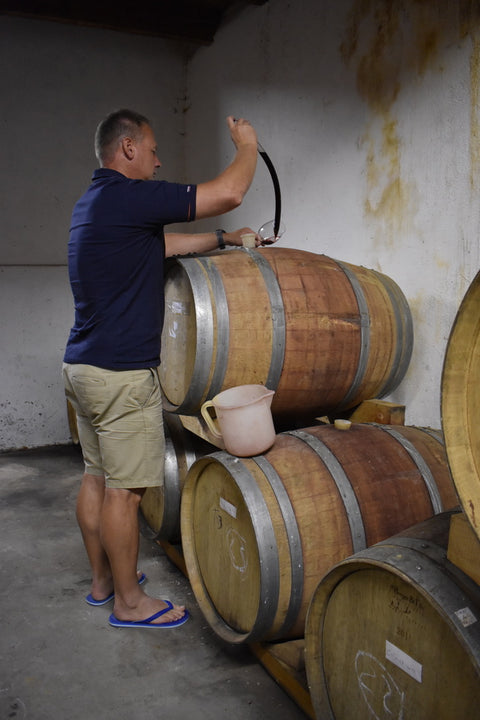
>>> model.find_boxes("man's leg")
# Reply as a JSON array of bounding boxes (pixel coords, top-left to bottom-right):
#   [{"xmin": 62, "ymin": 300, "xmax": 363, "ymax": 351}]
[
  {"xmin": 66, "ymin": 364, "xmax": 186, "ymax": 624},
  {"xmin": 101, "ymin": 486, "xmax": 186, "ymax": 624},
  {"xmin": 76, "ymin": 472, "xmax": 113, "ymax": 601},
  {"xmin": 76, "ymin": 474, "xmax": 146, "ymax": 602}
]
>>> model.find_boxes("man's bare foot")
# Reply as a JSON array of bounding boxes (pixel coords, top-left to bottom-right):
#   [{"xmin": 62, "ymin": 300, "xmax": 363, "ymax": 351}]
[
  {"xmin": 109, "ymin": 602, "xmax": 189, "ymax": 628},
  {"xmin": 111, "ymin": 594, "xmax": 187, "ymax": 626},
  {"xmin": 88, "ymin": 569, "xmax": 145, "ymax": 603}
]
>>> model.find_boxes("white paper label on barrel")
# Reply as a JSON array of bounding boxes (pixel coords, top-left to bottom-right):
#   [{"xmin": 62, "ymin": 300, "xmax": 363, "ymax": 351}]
[
  {"xmin": 168, "ymin": 300, "xmax": 189, "ymax": 315},
  {"xmin": 385, "ymin": 640, "xmax": 423, "ymax": 683},
  {"xmin": 454, "ymin": 606, "xmax": 477, "ymax": 627},
  {"xmin": 220, "ymin": 496, "xmax": 237, "ymax": 519}
]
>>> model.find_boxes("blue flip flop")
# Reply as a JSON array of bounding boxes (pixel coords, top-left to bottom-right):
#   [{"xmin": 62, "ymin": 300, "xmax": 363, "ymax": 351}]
[
  {"xmin": 108, "ymin": 601, "xmax": 189, "ymax": 629},
  {"xmin": 85, "ymin": 572, "xmax": 146, "ymax": 606}
]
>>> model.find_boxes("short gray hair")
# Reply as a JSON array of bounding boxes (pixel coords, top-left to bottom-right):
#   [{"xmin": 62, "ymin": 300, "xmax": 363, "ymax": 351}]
[{"xmin": 94, "ymin": 109, "xmax": 150, "ymax": 164}]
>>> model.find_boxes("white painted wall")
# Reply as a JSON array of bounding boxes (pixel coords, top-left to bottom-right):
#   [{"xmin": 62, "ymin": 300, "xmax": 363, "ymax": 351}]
[
  {"xmin": 0, "ymin": 17, "xmax": 188, "ymax": 450},
  {"xmin": 2, "ymin": 0, "xmax": 479, "ymax": 449},
  {"xmin": 0, "ymin": 267, "xmax": 72, "ymax": 449},
  {"xmin": 186, "ymin": 0, "xmax": 480, "ymax": 428}
]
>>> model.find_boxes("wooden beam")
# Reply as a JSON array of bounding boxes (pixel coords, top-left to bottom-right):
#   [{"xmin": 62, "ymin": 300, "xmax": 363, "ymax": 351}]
[{"xmin": 347, "ymin": 398, "xmax": 406, "ymax": 425}]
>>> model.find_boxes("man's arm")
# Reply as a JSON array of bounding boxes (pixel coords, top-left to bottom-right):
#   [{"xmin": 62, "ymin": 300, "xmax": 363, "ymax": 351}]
[
  {"xmin": 194, "ymin": 116, "xmax": 258, "ymax": 219},
  {"xmin": 165, "ymin": 227, "xmax": 260, "ymax": 257}
]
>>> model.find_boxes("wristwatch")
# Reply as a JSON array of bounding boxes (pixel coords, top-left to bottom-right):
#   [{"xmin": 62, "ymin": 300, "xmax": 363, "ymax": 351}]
[{"xmin": 215, "ymin": 228, "xmax": 226, "ymax": 249}]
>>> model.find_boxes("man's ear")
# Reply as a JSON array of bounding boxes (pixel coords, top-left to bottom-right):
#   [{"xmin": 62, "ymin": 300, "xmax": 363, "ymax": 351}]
[{"xmin": 121, "ymin": 136, "xmax": 135, "ymax": 160}]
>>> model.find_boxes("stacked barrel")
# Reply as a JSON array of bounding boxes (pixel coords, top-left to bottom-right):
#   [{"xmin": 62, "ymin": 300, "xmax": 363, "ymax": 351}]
[
  {"xmin": 180, "ymin": 423, "xmax": 457, "ymax": 645},
  {"xmin": 304, "ymin": 269, "xmax": 480, "ymax": 719},
  {"xmin": 141, "ymin": 248, "xmax": 480, "ymax": 719},
  {"xmin": 158, "ymin": 248, "xmax": 413, "ymax": 424}
]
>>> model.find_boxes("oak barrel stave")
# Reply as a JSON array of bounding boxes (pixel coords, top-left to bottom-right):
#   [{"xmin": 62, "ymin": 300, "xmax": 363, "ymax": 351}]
[
  {"xmin": 180, "ymin": 423, "xmax": 458, "ymax": 644},
  {"xmin": 305, "ymin": 511, "xmax": 480, "ymax": 720},
  {"xmin": 160, "ymin": 248, "xmax": 413, "ymax": 423},
  {"xmin": 441, "ymin": 269, "xmax": 480, "ymax": 542}
]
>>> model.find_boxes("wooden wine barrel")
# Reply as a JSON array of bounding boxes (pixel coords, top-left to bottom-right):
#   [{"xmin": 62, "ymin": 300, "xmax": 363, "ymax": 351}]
[
  {"xmin": 160, "ymin": 248, "xmax": 413, "ymax": 423},
  {"xmin": 180, "ymin": 423, "xmax": 458, "ymax": 643},
  {"xmin": 441, "ymin": 269, "xmax": 480, "ymax": 542},
  {"xmin": 305, "ymin": 511, "xmax": 480, "ymax": 720},
  {"xmin": 140, "ymin": 413, "xmax": 213, "ymax": 542}
]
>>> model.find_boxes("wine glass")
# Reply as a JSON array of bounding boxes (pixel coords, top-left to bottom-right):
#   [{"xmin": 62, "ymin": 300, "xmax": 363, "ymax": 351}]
[{"xmin": 258, "ymin": 220, "xmax": 285, "ymax": 245}]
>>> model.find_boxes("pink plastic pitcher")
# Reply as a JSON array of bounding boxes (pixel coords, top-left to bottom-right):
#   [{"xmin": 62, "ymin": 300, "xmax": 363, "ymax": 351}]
[{"xmin": 201, "ymin": 384, "xmax": 275, "ymax": 457}]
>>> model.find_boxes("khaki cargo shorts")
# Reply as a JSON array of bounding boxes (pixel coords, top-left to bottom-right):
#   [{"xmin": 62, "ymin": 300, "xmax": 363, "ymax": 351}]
[{"xmin": 63, "ymin": 363, "xmax": 164, "ymax": 489}]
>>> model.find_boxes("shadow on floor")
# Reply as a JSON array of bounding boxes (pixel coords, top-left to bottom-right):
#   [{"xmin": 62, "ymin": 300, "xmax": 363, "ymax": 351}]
[{"xmin": 0, "ymin": 444, "xmax": 307, "ymax": 720}]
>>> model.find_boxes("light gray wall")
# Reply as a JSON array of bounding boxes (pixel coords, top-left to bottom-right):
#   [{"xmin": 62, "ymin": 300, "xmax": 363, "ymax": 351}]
[
  {"xmin": 2, "ymin": 0, "xmax": 479, "ymax": 449},
  {"xmin": 186, "ymin": 0, "xmax": 480, "ymax": 429},
  {"xmin": 0, "ymin": 267, "xmax": 72, "ymax": 449},
  {"xmin": 0, "ymin": 17, "xmax": 188, "ymax": 450}
]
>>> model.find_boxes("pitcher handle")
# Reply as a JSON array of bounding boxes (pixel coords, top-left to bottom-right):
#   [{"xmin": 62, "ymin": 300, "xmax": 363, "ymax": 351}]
[{"xmin": 201, "ymin": 401, "xmax": 223, "ymax": 438}]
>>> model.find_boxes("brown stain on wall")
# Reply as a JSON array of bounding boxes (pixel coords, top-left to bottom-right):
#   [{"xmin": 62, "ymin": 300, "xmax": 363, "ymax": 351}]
[
  {"xmin": 363, "ymin": 110, "xmax": 417, "ymax": 245},
  {"xmin": 364, "ymin": 114, "xmax": 407, "ymax": 229},
  {"xmin": 341, "ymin": 1, "xmax": 402, "ymax": 114},
  {"xmin": 341, "ymin": 0, "xmax": 480, "ymax": 234},
  {"xmin": 340, "ymin": 1, "xmax": 445, "ymax": 113}
]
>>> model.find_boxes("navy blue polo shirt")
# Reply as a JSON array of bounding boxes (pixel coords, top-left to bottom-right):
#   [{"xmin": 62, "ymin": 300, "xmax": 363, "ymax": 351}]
[{"xmin": 64, "ymin": 168, "xmax": 196, "ymax": 369}]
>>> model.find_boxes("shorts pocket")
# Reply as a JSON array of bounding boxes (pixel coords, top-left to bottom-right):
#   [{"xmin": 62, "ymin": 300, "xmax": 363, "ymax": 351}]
[
  {"xmin": 69, "ymin": 375, "xmax": 107, "ymax": 417},
  {"xmin": 127, "ymin": 370, "xmax": 159, "ymax": 409}
]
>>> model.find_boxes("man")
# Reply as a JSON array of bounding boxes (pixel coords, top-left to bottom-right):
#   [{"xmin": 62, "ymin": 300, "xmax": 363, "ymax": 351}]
[{"xmin": 63, "ymin": 109, "xmax": 259, "ymax": 628}]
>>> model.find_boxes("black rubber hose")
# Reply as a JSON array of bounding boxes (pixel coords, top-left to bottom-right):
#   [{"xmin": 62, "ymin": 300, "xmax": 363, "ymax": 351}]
[{"xmin": 257, "ymin": 143, "xmax": 282, "ymax": 238}]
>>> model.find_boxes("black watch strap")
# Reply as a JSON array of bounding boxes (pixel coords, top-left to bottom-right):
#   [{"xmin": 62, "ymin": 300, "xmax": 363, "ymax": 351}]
[{"xmin": 215, "ymin": 228, "xmax": 226, "ymax": 249}]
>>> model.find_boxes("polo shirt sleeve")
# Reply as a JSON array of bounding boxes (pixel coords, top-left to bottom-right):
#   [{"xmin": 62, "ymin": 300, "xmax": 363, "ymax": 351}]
[{"xmin": 128, "ymin": 180, "xmax": 197, "ymax": 226}]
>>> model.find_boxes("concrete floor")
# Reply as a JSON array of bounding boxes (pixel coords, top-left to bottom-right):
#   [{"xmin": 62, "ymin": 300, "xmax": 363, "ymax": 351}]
[{"xmin": 0, "ymin": 444, "xmax": 307, "ymax": 720}]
